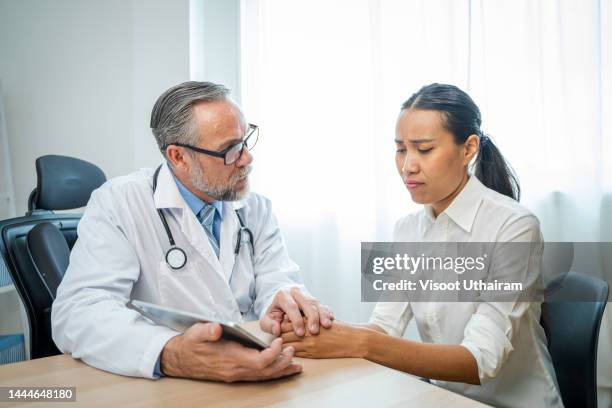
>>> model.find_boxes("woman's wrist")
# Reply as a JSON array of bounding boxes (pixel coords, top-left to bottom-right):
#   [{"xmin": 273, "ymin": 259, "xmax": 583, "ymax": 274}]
[{"xmin": 352, "ymin": 326, "xmax": 374, "ymax": 359}]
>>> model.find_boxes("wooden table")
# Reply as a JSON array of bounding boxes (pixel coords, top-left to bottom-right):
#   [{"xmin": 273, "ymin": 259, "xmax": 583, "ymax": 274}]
[{"xmin": 0, "ymin": 355, "xmax": 489, "ymax": 407}]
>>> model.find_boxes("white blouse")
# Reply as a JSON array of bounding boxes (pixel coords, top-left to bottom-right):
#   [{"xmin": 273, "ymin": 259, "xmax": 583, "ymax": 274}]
[{"xmin": 369, "ymin": 176, "xmax": 563, "ymax": 408}]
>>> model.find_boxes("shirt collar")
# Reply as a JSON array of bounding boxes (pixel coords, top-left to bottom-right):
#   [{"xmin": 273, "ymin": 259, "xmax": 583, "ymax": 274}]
[
  {"xmin": 171, "ymin": 171, "xmax": 223, "ymax": 219},
  {"xmin": 418, "ymin": 205, "xmax": 436, "ymax": 237},
  {"xmin": 441, "ymin": 175, "xmax": 485, "ymax": 233}
]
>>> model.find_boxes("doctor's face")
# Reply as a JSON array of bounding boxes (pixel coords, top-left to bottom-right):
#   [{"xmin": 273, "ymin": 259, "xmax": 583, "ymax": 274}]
[
  {"xmin": 186, "ymin": 99, "xmax": 253, "ymax": 201},
  {"xmin": 395, "ymin": 108, "xmax": 475, "ymax": 216}
]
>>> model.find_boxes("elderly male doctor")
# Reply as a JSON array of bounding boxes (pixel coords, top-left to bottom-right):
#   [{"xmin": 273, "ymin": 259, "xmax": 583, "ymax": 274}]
[{"xmin": 52, "ymin": 81, "xmax": 332, "ymax": 382}]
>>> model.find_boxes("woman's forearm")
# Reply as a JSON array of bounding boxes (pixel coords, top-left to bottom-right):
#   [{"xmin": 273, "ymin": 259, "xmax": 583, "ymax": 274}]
[{"xmin": 358, "ymin": 327, "xmax": 481, "ymax": 385}]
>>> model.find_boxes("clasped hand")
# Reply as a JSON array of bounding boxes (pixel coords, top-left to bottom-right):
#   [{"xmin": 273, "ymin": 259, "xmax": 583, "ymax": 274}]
[{"xmin": 160, "ymin": 287, "xmax": 334, "ymax": 381}]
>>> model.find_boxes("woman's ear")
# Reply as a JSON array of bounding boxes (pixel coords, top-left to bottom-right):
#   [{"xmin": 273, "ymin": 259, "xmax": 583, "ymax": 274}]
[{"xmin": 463, "ymin": 134, "xmax": 480, "ymax": 165}]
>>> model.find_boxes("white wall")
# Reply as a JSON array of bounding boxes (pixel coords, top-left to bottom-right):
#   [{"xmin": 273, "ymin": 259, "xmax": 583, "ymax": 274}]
[
  {"xmin": 0, "ymin": 0, "xmax": 192, "ymax": 215},
  {"xmin": 0, "ymin": 0, "xmax": 243, "ymax": 359},
  {"xmin": 132, "ymin": 0, "xmax": 191, "ymax": 170},
  {"xmin": 202, "ymin": 0, "xmax": 241, "ymax": 102},
  {"xmin": 0, "ymin": 79, "xmax": 16, "ymax": 220},
  {"xmin": 0, "ymin": 0, "xmax": 241, "ymax": 359}
]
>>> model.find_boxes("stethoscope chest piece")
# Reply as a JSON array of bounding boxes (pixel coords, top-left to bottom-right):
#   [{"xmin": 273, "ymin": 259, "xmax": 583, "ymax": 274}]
[
  {"xmin": 166, "ymin": 246, "xmax": 187, "ymax": 270},
  {"xmin": 153, "ymin": 164, "xmax": 254, "ymax": 271}
]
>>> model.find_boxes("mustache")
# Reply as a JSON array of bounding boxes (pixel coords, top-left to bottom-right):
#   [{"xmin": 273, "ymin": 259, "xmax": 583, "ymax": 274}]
[{"xmin": 231, "ymin": 166, "xmax": 252, "ymax": 183}]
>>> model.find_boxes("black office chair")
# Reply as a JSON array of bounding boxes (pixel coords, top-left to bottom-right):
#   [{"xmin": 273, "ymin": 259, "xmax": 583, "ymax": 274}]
[
  {"xmin": 27, "ymin": 222, "xmax": 71, "ymax": 299},
  {"xmin": 0, "ymin": 155, "xmax": 105, "ymax": 359},
  {"xmin": 541, "ymin": 272, "xmax": 609, "ymax": 408}
]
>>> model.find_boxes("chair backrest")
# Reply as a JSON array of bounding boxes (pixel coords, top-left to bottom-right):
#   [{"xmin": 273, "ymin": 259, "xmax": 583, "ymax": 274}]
[
  {"xmin": 0, "ymin": 215, "xmax": 80, "ymax": 358},
  {"xmin": 27, "ymin": 222, "xmax": 71, "ymax": 299},
  {"xmin": 541, "ymin": 271, "xmax": 609, "ymax": 408},
  {"xmin": 0, "ymin": 155, "xmax": 105, "ymax": 359}
]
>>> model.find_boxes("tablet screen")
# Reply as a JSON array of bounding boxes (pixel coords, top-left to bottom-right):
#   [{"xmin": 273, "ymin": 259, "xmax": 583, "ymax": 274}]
[{"xmin": 128, "ymin": 300, "xmax": 270, "ymax": 350}]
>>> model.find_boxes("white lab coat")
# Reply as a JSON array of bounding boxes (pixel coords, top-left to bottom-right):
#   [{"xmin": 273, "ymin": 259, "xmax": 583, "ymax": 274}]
[{"xmin": 51, "ymin": 164, "xmax": 307, "ymax": 378}]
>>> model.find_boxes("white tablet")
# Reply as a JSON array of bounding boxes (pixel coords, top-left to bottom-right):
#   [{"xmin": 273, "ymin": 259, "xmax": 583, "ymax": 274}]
[{"xmin": 127, "ymin": 300, "xmax": 270, "ymax": 350}]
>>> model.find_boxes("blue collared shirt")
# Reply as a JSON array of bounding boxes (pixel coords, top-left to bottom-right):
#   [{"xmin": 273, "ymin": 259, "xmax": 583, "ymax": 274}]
[
  {"xmin": 172, "ymin": 173, "xmax": 223, "ymax": 242},
  {"xmin": 153, "ymin": 172, "xmax": 223, "ymax": 377}
]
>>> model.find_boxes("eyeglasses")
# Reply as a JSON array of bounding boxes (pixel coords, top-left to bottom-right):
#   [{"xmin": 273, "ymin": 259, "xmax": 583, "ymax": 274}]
[{"xmin": 169, "ymin": 124, "xmax": 259, "ymax": 165}]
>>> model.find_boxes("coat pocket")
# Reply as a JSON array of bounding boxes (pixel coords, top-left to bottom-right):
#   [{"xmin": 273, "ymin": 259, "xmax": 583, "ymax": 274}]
[{"xmin": 157, "ymin": 259, "xmax": 218, "ymax": 319}]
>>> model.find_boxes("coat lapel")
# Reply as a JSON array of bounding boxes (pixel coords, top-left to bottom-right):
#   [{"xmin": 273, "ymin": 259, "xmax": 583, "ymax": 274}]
[
  {"xmin": 219, "ymin": 199, "xmax": 246, "ymax": 281},
  {"xmin": 153, "ymin": 163, "xmax": 222, "ymax": 276}
]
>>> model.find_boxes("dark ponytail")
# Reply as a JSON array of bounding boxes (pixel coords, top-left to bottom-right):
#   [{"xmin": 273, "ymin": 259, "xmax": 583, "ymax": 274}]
[
  {"xmin": 475, "ymin": 133, "xmax": 520, "ymax": 201},
  {"xmin": 401, "ymin": 83, "xmax": 520, "ymax": 201}
]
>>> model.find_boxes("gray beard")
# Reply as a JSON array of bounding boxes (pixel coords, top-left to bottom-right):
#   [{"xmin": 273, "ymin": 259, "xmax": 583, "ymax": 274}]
[{"xmin": 189, "ymin": 164, "xmax": 251, "ymax": 201}]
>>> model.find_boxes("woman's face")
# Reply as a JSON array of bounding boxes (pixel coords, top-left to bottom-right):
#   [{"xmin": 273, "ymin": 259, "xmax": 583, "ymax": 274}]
[{"xmin": 395, "ymin": 108, "xmax": 478, "ymax": 215}]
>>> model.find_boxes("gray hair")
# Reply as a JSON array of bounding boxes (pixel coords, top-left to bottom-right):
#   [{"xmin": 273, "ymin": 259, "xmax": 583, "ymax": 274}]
[{"xmin": 150, "ymin": 81, "xmax": 230, "ymax": 157}]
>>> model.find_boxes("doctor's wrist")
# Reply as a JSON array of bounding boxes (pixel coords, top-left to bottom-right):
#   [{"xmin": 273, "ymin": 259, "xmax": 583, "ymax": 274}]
[{"xmin": 159, "ymin": 335, "xmax": 182, "ymax": 377}]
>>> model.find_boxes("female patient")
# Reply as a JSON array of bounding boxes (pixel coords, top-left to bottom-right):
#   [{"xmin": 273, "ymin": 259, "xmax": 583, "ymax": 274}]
[{"xmin": 281, "ymin": 84, "xmax": 563, "ymax": 408}]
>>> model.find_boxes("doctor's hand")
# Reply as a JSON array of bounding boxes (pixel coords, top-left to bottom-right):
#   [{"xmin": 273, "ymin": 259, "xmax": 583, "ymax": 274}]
[
  {"xmin": 160, "ymin": 322, "xmax": 302, "ymax": 382},
  {"xmin": 260, "ymin": 287, "xmax": 334, "ymax": 337}
]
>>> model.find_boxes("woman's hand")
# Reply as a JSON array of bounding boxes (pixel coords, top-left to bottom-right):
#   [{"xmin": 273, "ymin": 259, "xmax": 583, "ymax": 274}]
[
  {"xmin": 280, "ymin": 319, "xmax": 369, "ymax": 359},
  {"xmin": 281, "ymin": 317, "xmax": 480, "ymax": 385}
]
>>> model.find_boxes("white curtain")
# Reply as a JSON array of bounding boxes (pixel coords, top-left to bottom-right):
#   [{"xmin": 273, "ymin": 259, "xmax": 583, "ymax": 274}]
[{"xmin": 240, "ymin": 0, "xmax": 611, "ymax": 402}]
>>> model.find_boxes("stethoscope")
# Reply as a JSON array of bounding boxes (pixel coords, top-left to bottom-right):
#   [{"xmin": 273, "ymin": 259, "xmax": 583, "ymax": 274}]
[{"xmin": 153, "ymin": 165, "xmax": 254, "ymax": 270}]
